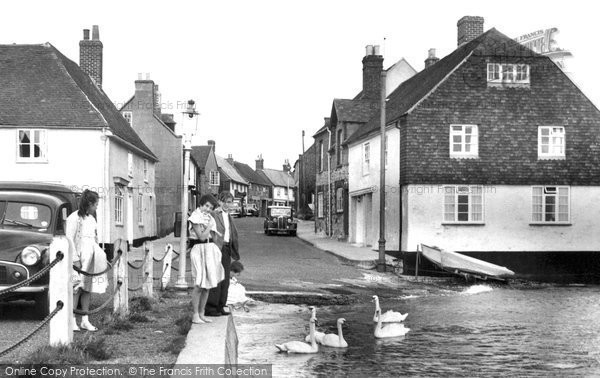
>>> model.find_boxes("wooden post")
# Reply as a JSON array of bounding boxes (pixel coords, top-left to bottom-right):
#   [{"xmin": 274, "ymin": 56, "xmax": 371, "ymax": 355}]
[
  {"xmin": 415, "ymin": 244, "xmax": 420, "ymax": 280},
  {"xmin": 161, "ymin": 244, "xmax": 174, "ymax": 290},
  {"xmin": 142, "ymin": 241, "xmax": 153, "ymax": 297},
  {"xmin": 49, "ymin": 236, "xmax": 72, "ymax": 346},
  {"xmin": 113, "ymin": 238, "xmax": 129, "ymax": 316}
]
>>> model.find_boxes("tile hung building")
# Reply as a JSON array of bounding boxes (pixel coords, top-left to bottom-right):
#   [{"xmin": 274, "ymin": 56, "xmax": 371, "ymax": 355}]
[{"xmin": 346, "ymin": 16, "xmax": 600, "ymax": 281}]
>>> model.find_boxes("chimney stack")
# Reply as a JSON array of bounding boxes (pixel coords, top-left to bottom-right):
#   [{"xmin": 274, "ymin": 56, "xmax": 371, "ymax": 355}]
[
  {"xmin": 80, "ymin": 25, "xmax": 103, "ymax": 88},
  {"xmin": 208, "ymin": 140, "xmax": 215, "ymax": 152},
  {"xmin": 160, "ymin": 114, "xmax": 176, "ymax": 132},
  {"xmin": 226, "ymin": 154, "xmax": 234, "ymax": 165},
  {"xmin": 424, "ymin": 48, "xmax": 440, "ymax": 68},
  {"xmin": 361, "ymin": 45, "xmax": 384, "ymax": 100},
  {"xmin": 153, "ymin": 84, "xmax": 161, "ymax": 115},
  {"xmin": 457, "ymin": 16, "xmax": 484, "ymax": 46},
  {"xmin": 255, "ymin": 154, "xmax": 264, "ymax": 170},
  {"xmin": 283, "ymin": 159, "xmax": 291, "ymax": 173}
]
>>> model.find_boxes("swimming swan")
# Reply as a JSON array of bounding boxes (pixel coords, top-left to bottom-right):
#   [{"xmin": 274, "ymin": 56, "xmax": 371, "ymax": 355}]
[
  {"xmin": 372, "ymin": 295, "xmax": 408, "ymax": 323},
  {"xmin": 304, "ymin": 307, "xmax": 326, "ymax": 343},
  {"xmin": 374, "ymin": 309, "xmax": 410, "ymax": 339},
  {"xmin": 276, "ymin": 307, "xmax": 319, "ymax": 353},
  {"xmin": 320, "ymin": 318, "xmax": 348, "ymax": 348}
]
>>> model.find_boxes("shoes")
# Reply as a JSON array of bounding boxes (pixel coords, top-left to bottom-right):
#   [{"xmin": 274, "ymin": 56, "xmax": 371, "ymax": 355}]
[
  {"xmin": 80, "ymin": 320, "xmax": 98, "ymax": 332},
  {"xmin": 73, "ymin": 323, "xmax": 81, "ymax": 332},
  {"xmin": 204, "ymin": 311, "xmax": 221, "ymax": 317},
  {"xmin": 220, "ymin": 310, "xmax": 231, "ymax": 315}
]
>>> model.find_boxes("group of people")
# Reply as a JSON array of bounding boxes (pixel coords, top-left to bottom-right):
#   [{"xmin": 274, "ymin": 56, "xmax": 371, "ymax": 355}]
[{"xmin": 66, "ymin": 189, "xmax": 244, "ymax": 331}]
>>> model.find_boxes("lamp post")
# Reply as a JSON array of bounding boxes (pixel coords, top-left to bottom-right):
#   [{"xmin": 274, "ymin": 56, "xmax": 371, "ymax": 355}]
[
  {"xmin": 175, "ymin": 99, "xmax": 199, "ymax": 289},
  {"xmin": 377, "ymin": 71, "xmax": 387, "ymax": 273}
]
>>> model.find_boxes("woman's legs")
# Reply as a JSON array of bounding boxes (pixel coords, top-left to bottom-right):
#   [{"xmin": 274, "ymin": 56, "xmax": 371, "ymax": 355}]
[
  {"xmin": 192, "ymin": 285, "xmax": 203, "ymax": 323},
  {"xmin": 72, "ymin": 289, "xmax": 81, "ymax": 331},
  {"xmin": 79, "ymin": 290, "xmax": 97, "ymax": 331},
  {"xmin": 199, "ymin": 289, "xmax": 212, "ymax": 323}
]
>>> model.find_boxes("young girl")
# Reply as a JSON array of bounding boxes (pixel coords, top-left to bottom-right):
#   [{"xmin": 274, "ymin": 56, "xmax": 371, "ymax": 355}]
[
  {"xmin": 188, "ymin": 194, "xmax": 225, "ymax": 324},
  {"xmin": 66, "ymin": 189, "xmax": 108, "ymax": 331},
  {"xmin": 226, "ymin": 260, "xmax": 253, "ymax": 310}
]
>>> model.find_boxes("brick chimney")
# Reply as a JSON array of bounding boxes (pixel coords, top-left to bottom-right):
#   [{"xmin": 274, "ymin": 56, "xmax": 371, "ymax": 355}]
[
  {"xmin": 226, "ymin": 154, "xmax": 234, "ymax": 165},
  {"xmin": 361, "ymin": 45, "xmax": 383, "ymax": 100},
  {"xmin": 79, "ymin": 25, "xmax": 103, "ymax": 88},
  {"xmin": 424, "ymin": 48, "xmax": 440, "ymax": 68},
  {"xmin": 457, "ymin": 16, "xmax": 484, "ymax": 46},
  {"xmin": 255, "ymin": 154, "xmax": 264, "ymax": 170},
  {"xmin": 160, "ymin": 114, "xmax": 176, "ymax": 132},
  {"xmin": 153, "ymin": 84, "xmax": 161, "ymax": 115},
  {"xmin": 134, "ymin": 75, "xmax": 156, "ymax": 118},
  {"xmin": 283, "ymin": 159, "xmax": 291, "ymax": 173},
  {"xmin": 207, "ymin": 140, "xmax": 215, "ymax": 152}
]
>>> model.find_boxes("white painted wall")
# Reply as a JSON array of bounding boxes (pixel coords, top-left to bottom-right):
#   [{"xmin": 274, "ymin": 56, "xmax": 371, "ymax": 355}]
[
  {"xmin": 385, "ymin": 58, "xmax": 417, "ymax": 96},
  {"xmin": 348, "ymin": 127, "xmax": 400, "ymax": 250},
  {"xmin": 404, "ymin": 185, "xmax": 600, "ymax": 252}
]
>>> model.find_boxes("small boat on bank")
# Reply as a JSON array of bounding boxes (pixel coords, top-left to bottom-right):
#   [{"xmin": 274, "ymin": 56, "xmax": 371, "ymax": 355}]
[{"xmin": 420, "ymin": 244, "xmax": 515, "ymax": 281}]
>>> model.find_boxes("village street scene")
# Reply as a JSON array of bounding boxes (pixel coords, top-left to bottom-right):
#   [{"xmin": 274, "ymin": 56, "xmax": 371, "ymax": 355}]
[{"xmin": 1, "ymin": 1, "xmax": 600, "ymax": 377}]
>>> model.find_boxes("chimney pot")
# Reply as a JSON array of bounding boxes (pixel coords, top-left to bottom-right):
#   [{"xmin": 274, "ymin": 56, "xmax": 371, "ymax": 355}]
[
  {"xmin": 425, "ymin": 48, "xmax": 440, "ymax": 68},
  {"xmin": 83, "ymin": 29, "xmax": 90, "ymax": 40},
  {"xmin": 373, "ymin": 45, "xmax": 381, "ymax": 55},
  {"xmin": 137, "ymin": 73, "xmax": 142, "ymax": 80},
  {"xmin": 365, "ymin": 45, "xmax": 374, "ymax": 56},
  {"xmin": 146, "ymin": 73, "xmax": 151, "ymax": 80},
  {"xmin": 92, "ymin": 25, "xmax": 100, "ymax": 40},
  {"xmin": 428, "ymin": 48, "xmax": 436, "ymax": 58}
]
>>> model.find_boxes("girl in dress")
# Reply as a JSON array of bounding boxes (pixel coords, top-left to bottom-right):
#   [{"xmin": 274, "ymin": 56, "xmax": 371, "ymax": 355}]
[
  {"xmin": 189, "ymin": 194, "xmax": 224, "ymax": 324},
  {"xmin": 66, "ymin": 189, "xmax": 108, "ymax": 331}
]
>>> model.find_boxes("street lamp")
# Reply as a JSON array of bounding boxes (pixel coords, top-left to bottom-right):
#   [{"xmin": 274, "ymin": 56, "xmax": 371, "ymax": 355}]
[{"xmin": 175, "ymin": 99, "xmax": 199, "ymax": 289}]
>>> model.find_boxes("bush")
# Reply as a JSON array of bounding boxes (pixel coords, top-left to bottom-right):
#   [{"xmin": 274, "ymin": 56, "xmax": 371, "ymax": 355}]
[
  {"xmin": 130, "ymin": 296, "xmax": 155, "ymax": 313},
  {"xmin": 161, "ymin": 336, "xmax": 186, "ymax": 355},
  {"xmin": 175, "ymin": 313, "xmax": 192, "ymax": 335}
]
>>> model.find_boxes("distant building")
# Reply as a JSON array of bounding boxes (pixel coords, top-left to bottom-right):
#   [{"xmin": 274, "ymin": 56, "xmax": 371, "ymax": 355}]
[
  {"xmin": 258, "ymin": 159, "xmax": 295, "ymax": 207},
  {"xmin": 233, "ymin": 159, "xmax": 271, "ymax": 216},
  {"xmin": 191, "ymin": 140, "xmax": 219, "ymax": 199},
  {"xmin": 216, "ymin": 154, "xmax": 249, "ymax": 206}
]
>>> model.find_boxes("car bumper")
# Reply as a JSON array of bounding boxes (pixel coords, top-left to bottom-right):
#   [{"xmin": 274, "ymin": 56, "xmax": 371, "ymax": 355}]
[{"xmin": 0, "ymin": 285, "xmax": 47, "ymax": 293}]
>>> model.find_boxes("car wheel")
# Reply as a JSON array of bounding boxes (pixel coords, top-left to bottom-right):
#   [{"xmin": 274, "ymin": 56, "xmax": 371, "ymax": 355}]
[
  {"xmin": 290, "ymin": 231, "xmax": 297, "ymax": 237},
  {"xmin": 34, "ymin": 291, "xmax": 50, "ymax": 319}
]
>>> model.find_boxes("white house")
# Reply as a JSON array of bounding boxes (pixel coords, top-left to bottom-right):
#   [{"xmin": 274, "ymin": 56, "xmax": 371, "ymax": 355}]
[{"xmin": 0, "ymin": 27, "xmax": 158, "ymax": 250}]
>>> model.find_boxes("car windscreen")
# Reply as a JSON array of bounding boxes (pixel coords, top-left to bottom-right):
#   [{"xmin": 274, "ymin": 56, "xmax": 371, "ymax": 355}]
[
  {"xmin": 270, "ymin": 208, "xmax": 291, "ymax": 217},
  {"xmin": 1, "ymin": 201, "xmax": 52, "ymax": 230}
]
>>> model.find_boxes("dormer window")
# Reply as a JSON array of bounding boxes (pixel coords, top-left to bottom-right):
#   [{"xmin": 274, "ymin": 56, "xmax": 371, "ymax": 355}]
[{"xmin": 487, "ymin": 63, "xmax": 529, "ymax": 84}]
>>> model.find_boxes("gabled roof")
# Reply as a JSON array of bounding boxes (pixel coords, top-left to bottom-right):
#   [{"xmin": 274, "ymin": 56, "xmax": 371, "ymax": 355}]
[
  {"xmin": 346, "ymin": 28, "xmax": 538, "ymax": 145},
  {"xmin": 0, "ymin": 43, "xmax": 157, "ymax": 161},
  {"xmin": 233, "ymin": 161, "xmax": 271, "ymax": 186},
  {"xmin": 261, "ymin": 168, "xmax": 293, "ymax": 187},
  {"xmin": 312, "ymin": 117, "xmax": 331, "ymax": 137},
  {"xmin": 215, "ymin": 155, "xmax": 248, "ymax": 184},
  {"xmin": 191, "ymin": 146, "xmax": 213, "ymax": 168},
  {"xmin": 332, "ymin": 99, "xmax": 379, "ymax": 123}
]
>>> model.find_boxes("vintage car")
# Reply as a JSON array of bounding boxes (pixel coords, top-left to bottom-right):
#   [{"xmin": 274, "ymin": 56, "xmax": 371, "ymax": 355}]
[
  {"xmin": 227, "ymin": 200, "xmax": 242, "ymax": 218},
  {"xmin": 264, "ymin": 206, "xmax": 297, "ymax": 236},
  {"xmin": 0, "ymin": 182, "xmax": 79, "ymax": 318},
  {"xmin": 246, "ymin": 203, "xmax": 259, "ymax": 217}
]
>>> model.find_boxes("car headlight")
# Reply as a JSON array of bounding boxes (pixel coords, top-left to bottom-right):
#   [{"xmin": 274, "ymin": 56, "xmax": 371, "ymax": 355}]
[
  {"xmin": 21, "ymin": 246, "xmax": 41, "ymax": 266},
  {"xmin": 287, "ymin": 219, "xmax": 292, "ymax": 224}
]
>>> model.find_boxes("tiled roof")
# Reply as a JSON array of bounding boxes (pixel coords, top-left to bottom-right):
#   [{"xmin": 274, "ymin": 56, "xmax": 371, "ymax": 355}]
[
  {"xmin": 233, "ymin": 161, "xmax": 271, "ymax": 186},
  {"xmin": 215, "ymin": 155, "xmax": 248, "ymax": 184},
  {"xmin": 190, "ymin": 146, "xmax": 212, "ymax": 167},
  {"xmin": 346, "ymin": 28, "xmax": 534, "ymax": 145},
  {"xmin": 261, "ymin": 168, "xmax": 293, "ymax": 187},
  {"xmin": 312, "ymin": 117, "xmax": 330, "ymax": 137},
  {"xmin": 332, "ymin": 99, "xmax": 379, "ymax": 123},
  {"xmin": 255, "ymin": 170, "xmax": 273, "ymax": 186},
  {"xmin": 0, "ymin": 43, "xmax": 157, "ymax": 160}
]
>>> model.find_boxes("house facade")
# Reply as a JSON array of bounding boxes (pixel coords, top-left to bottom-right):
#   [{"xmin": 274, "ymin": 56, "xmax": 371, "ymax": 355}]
[
  {"xmin": 120, "ymin": 77, "xmax": 183, "ymax": 237},
  {"xmin": 350, "ymin": 16, "xmax": 600, "ymax": 280},
  {"xmin": 259, "ymin": 161, "xmax": 295, "ymax": 207},
  {"xmin": 0, "ymin": 27, "xmax": 158, "ymax": 250},
  {"xmin": 216, "ymin": 155, "xmax": 249, "ymax": 206},
  {"xmin": 294, "ymin": 142, "xmax": 316, "ymax": 218},
  {"xmin": 234, "ymin": 159, "xmax": 271, "ymax": 216},
  {"xmin": 191, "ymin": 141, "xmax": 220, "ymax": 199}
]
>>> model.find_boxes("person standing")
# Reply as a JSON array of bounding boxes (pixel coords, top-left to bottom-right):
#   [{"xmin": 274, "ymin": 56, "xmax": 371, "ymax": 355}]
[
  {"xmin": 66, "ymin": 189, "xmax": 108, "ymax": 331},
  {"xmin": 205, "ymin": 191, "xmax": 240, "ymax": 316}
]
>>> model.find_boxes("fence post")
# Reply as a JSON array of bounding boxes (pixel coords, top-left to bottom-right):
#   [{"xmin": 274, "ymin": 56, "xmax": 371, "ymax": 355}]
[
  {"xmin": 113, "ymin": 238, "xmax": 129, "ymax": 316},
  {"xmin": 142, "ymin": 241, "xmax": 153, "ymax": 297},
  {"xmin": 49, "ymin": 236, "xmax": 72, "ymax": 346},
  {"xmin": 161, "ymin": 244, "xmax": 173, "ymax": 290}
]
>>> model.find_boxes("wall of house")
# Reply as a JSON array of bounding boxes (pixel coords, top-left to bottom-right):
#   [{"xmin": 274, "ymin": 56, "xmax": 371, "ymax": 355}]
[
  {"xmin": 198, "ymin": 152, "xmax": 219, "ymax": 197},
  {"xmin": 404, "ymin": 185, "xmax": 600, "ymax": 252},
  {"xmin": 348, "ymin": 128, "xmax": 401, "ymax": 250},
  {"xmin": 385, "ymin": 60, "xmax": 417, "ymax": 96},
  {"xmin": 314, "ymin": 131, "xmax": 330, "ymax": 235},
  {"xmin": 122, "ymin": 84, "xmax": 183, "ymax": 237},
  {"xmin": 108, "ymin": 140, "xmax": 156, "ymax": 246}
]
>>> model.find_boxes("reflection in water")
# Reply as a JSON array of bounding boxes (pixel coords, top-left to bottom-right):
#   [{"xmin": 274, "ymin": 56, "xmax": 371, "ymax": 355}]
[{"xmin": 237, "ymin": 286, "xmax": 600, "ymax": 377}]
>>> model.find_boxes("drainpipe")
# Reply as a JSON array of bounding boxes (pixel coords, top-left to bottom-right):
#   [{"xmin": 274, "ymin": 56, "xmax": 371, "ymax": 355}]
[
  {"xmin": 101, "ymin": 127, "xmax": 110, "ymax": 249},
  {"xmin": 327, "ymin": 128, "xmax": 332, "ymax": 237},
  {"xmin": 395, "ymin": 120, "xmax": 402, "ymax": 259}
]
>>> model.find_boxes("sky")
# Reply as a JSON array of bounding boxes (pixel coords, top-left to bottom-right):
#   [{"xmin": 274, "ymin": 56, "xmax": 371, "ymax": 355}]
[{"xmin": 1, "ymin": 0, "xmax": 598, "ymax": 170}]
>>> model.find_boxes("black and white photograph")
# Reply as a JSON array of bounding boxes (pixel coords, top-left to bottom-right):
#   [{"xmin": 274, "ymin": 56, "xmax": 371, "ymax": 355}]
[{"xmin": 1, "ymin": 0, "xmax": 599, "ymax": 377}]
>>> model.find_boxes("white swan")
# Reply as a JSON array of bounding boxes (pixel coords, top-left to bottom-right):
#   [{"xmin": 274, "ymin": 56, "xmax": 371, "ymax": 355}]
[
  {"xmin": 304, "ymin": 306, "xmax": 326, "ymax": 343},
  {"xmin": 320, "ymin": 318, "xmax": 348, "ymax": 348},
  {"xmin": 276, "ymin": 307, "xmax": 319, "ymax": 354},
  {"xmin": 372, "ymin": 295, "xmax": 408, "ymax": 323},
  {"xmin": 374, "ymin": 309, "xmax": 410, "ymax": 338}
]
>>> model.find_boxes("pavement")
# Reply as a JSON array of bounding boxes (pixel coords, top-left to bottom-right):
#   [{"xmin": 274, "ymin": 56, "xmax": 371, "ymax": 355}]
[{"xmin": 129, "ymin": 220, "xmax": 396, "ymax": 369}]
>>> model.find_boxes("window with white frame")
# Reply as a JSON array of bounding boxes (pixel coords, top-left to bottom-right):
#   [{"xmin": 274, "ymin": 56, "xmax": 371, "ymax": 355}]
[
  {"xmin": 362, "ymin": 142, "xmax": 370, "ymax": 175},
  {"xmin": 538, "ymin": 126, "xmax": 565, "ymax": 158},
  {"xmin": 114, "ymin": 186, "xmax": 124, "ymax": 225},
  {"xmin": 532, "ymin": 186, "xmax": 570, "ymax": 223},
  {"xmin": 137, "ymin": 193, "xmax": 143, "ymax": 225},
  {"xmin": 450, "ymin": 125, "xmax": 478, "ymax": 158},
  {"xmin": 17, "ymin": 129, "xmax": 47, "ymax": 162},
  {"xmin": 143, "ymin": 159, "xmax": 148, "ymax": 182},
  {"xmin": 127, "ymin": 153, "xmax": 133, "ymax": 177},
  {"xmin": 122, "ymin": 111, "xmax": 132, "ymax": 126},
  {"xmin": 487, "ymin": 63, "xmax": 530, "ymax": 84},
  {"xmin": 336, "ymin": 188, "xmax": 343, "ymax": 213},
  {"xmin": 317, "ymin": 192, "xmax": 324, "ymax": 218},
  {"xmin": 209, "ymin": 171, "xmax": 219, "ymax": 185},
  {"xmin": 443, "ymin": 185, "xmax": 484, "ymax": 223}
]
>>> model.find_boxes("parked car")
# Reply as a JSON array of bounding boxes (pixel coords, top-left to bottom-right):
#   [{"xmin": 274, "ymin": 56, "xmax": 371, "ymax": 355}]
[
  {"xmin": 0, "ymin": 182, "xmax": 79, "ymax": 318},
  {"xmin": 264, "ymin": 206, "xmax": 297, "ymax": 236},
  {"xmin": 227, "ymin": 201, "xmax": 242, "ymax": 218},
  {"xmin": 246, "ymin": 203, "xmax": 259, "ymax": 217}
]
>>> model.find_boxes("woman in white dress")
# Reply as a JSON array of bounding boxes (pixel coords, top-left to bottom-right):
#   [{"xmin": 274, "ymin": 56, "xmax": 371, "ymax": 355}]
[
  {"xmin": 189, "ymin": 194, "xmax": 224, "ymax": 324},
  {"xmin": 66, "ymin": 189, "xmax": 108, "ymax": 331}
]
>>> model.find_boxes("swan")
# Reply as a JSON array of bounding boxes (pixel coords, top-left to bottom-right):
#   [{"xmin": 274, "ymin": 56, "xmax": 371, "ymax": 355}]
[
  {"xmin": 374, "ymin": 309, "xmax": 410, "ymax": 338},
  {"xmin": 320, "ymin": 318, "xmax": 348, "ymax": 348},
  {"xmin": 276, "ymin": 307, "xmax": 319, "ymax": 354},
  {"xmin": 304, "ymin": 306, "xmax": 326, "ymax": 343},
  {"xmin": 372, "ymin": 295, "xmax": 408, "ymax": 323}
]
